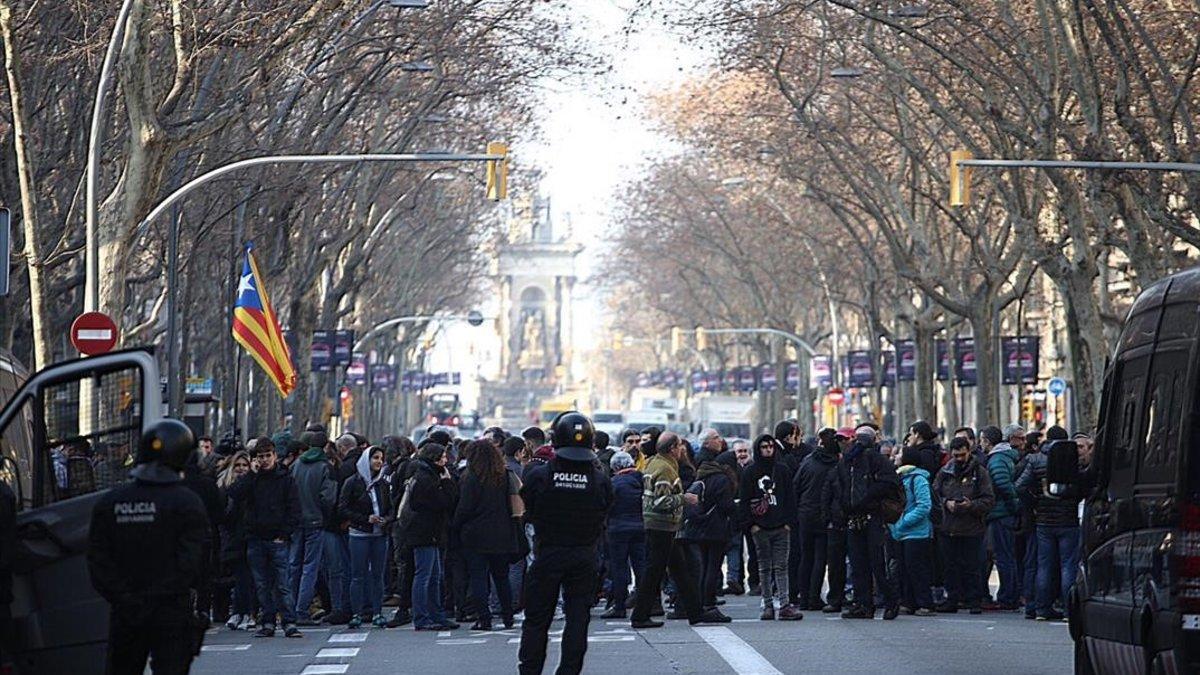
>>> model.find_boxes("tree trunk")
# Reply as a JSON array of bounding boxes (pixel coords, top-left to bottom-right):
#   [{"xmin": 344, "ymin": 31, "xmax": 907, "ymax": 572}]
[
  {"xmin": 913, "ymin": 321, "xmax": 937, "ymax": 424},
  {"xmin": 1058, "ymin": 269, "xmax": 1107, "ymax": 433},
  {"xmin": 969, "ymin": 309, "xmax": 999, "ymax": 429},
  {"xmin": 0, "ymin": 1, "xmax": 51, "ymax": 370}
]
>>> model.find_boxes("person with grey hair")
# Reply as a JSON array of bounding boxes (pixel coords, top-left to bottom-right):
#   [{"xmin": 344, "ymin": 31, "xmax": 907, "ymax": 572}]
[
  {"xmin": 335, "ymin": 434, "xmax": 360, "ymax": 484},
  {"xmin": 602, "ymin": 451, "xmax": 645, "ymax": 618}
]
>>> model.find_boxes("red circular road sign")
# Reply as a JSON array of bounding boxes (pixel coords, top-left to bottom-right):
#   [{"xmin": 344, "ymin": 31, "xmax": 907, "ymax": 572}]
[
  {"xmin": 828, "ymin": 388, "xmax": 846, "ymax": 406},
  {"xmin": 71, "ymin": 312, "xmax": 119, "ymax": 355}
]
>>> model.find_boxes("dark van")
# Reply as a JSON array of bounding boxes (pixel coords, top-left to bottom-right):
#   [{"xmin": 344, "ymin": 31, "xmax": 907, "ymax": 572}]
[
  {"xmin": 0, "ymin": 349, "xmax": 160, "ymax": 674},
  {"xmin": 1069, "ymin": 268, "xmax": 1200, "ymax": 675}
]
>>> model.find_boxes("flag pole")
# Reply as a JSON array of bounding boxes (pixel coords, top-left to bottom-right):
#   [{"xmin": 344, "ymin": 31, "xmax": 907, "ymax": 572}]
[{"xmin": 232, "ymin": 348, "xmax": 243, "ymax": 439}]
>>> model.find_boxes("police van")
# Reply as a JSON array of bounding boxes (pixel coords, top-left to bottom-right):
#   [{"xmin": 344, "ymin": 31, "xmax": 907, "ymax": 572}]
[
  {"xmin": 1066, "ymin": 267, "xmax": 1200, "ymax": 674},
  {"xmin": 0, "ymin": 348, "xmax": 159, "ymax": 673}
]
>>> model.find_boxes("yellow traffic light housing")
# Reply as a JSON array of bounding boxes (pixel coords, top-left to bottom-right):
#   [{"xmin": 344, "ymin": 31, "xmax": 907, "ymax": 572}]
[
  {"xmin": 670, "ymin": 326, "xmax": 683, "ymax": 354},
  {"xmin": 611, "ymin": 334, "xmax": 624, "ymax": 351},
  {"xmin": 695, "ymin": 328, "xmax": 708, "ymax": 352},
  {"xmin": 486, "ymin": 141, "xmax": 509, "ymax": 201},
  {"xmin": 949, "ymin": 149, "xmax": 973, "ymax": 207}
]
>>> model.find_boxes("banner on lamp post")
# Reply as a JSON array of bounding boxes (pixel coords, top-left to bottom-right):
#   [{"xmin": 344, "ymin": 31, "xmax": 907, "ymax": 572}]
[
  {"xmin": 846, "ymin": 350, "xmax": 875, "ymax": 388},
  {"xmin": 1001, "ymin": 336, "xmax": 1040, "ymax": 384},
  {"xmin": 882, "ymin": 351, "xmax": 897, "ymax": 388},
  {"xmin": 936, "ymin": 339, "xmax": 950, "ymax": 381},
  {"xmin": 955, "ymin": 337, "xmax": 977, "ymax": 387},
  {"xmin": 810, "ymin": 355, "xmax": 832, "ymax": 388},
  {"xmin": 896, "ymin": 340, "xmax": 916, "ymax": 382}
]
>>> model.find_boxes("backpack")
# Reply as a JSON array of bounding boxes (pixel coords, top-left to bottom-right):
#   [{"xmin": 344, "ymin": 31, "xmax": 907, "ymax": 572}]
[
  {"xmin": 878, "ymin": 477, "xmax": 907, "ymax": 524},
  {"xmin": 394, "ymin": 475, "xmax": 418, "ymax": 531}
]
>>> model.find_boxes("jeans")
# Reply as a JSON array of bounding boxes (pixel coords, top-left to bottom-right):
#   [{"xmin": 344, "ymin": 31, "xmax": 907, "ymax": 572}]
[
  {"xmin": 466, "ymin": 550, "xmax": 513, "ymax": 623},
  {"xmin": 751, "ymin": 526, "xmax": 790, "ymax": 608},
  {"xmin": 826, "ymin": 528, "xmax": 847, "ymax": 607},
  {"xmin": 896, "ymin": 538, "xmax": 933, "ymax": 610},
  {"xmin": 786, "ymin": 524, "xmax": 803, "ymax": 604},
  {"xmin": 289, "ymin": 527, "xmax": 324, "ymax": 617},
  {"xmin": 322, "ymin": 530, "xmax": 352, "ymax": 614},
  {"xmin": 697, "ymin": 540, "xmax": 726, "ymax": 609},
  {"xmin": 1036, "ymin": 525, "xmax": 1080, "ymax": 615},
  {"xmin": 988, "ymin": 516, "xmax": 1019, "ymax": 606},
  {"xmin": 943, "ymin": 534, "xmax": 986, "ymax": 607},
  {"xmin": 231, "ymin": 559, "xmax": 254, "ymax": 615},
  {"xmin": 725, "ymin": 532, "xmax": 743, "ymax": 584},
  {"xmin": 247, "ymin": 537, "xmax": 297, "ymax": 626},
  {"xmin": 1022, "ymin": 530, "xmax": 1039, "ymax": 614},
  {"xmin": 519, "ymin": 545, "xmax": 596, "ymax": 675},
  {"xmin": 413, "ymin": 545, "xmax": 449, "ymax": 628},
  {"xmin": 846, "ymin": 521, "xmax": 895, "ymax": 611},
  {"xmin": 797, "ymin": 526, "xmax": 828, "ymax": 607},
  {"xmin": 745, "ymin": 530, "xmax": 759, "ymax": 586},
  {"xmin": 349, "ymin": 535, "xmax": 388, "ymax": 617},
  {"xmin": 632, "ymin": 529, "xmax": 701, "ymax": 622},
  {"xmin": 606, "ymin": 530, "xmax": 646, "ymax": 608}
]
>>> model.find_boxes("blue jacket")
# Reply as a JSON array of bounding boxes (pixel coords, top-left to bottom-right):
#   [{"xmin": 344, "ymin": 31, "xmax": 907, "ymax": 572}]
[
  {"xmin": 986, "ymin": 443, "xmax": 1020, "ymax": 521},
  {"xmin": 608, "ymin": 469, "xmax": 644, "ymax": 536},
  {"xmin": 889, "ymin": 465, "xmax": 932, "ymax": 541}
]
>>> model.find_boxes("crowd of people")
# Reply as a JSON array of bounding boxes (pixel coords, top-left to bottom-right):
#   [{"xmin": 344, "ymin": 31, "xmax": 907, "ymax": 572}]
[{"xmin": 179, "ymin": 414, "xmax": 1091, "ymax": 643}]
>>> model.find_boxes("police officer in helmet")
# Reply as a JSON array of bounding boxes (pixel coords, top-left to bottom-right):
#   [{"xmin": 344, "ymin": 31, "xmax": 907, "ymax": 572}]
[
  {"xmin": 518, "ymin": 411, "xmax": 613, "ymax": 675},
  {"xmin": 87, "ymin": 418, "xmax": 211, "ymax": 674}
]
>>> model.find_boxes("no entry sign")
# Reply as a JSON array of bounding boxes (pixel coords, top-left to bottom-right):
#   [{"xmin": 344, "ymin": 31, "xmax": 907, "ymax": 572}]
[
  {"xmin": 71, "ymin": 312, "xmax": 118, "ymax": 355},
  {"xmin": 828, "ymin": 388, "xmax": 845, "ymax": 406}
]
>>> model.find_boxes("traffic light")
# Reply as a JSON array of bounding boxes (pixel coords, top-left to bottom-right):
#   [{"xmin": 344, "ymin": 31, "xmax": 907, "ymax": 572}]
[
  {"xmin": 1021, "ymin": 394, "xmax": 1035, "ymax": 423},
  {"xmin": 670, "ymin": 326, "xmax": 683, "ymax": 354},
  {"xmin": 695, "ymin": 327, "xmax": 708, "ymax": 351},
  {"xmin": 611, "ymin": 334, "xmax": 624, "ymax": 351},
  {"xmin": 949, "ymin": 149, "xmax": 973, "ymax": 207},
  {"xmin": 486, "ymin": 141, "xmax": 509, "ymax": 201}
]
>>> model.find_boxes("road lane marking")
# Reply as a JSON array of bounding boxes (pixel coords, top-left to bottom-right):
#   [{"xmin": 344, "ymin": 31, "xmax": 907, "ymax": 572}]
[
  {"xmin": 328, "ymin": 632, "xmax": 369, "ymax": 643},
  {"xmin": 315, "ymin": 648, "xmax": 359, "ymax": 658},
  {"xmin": 200, "ymin": 644, "xmax": 251, "ymax": 652},
  {"xmin": 300, "ymin": 667, "xmax": 349, "ymax": 675},
  {"xmin": 438, "ymin": 638, "xmax": 488, "ymax": 645},
  {"xmin": 692, "ymin": 626, "xmax": 783, "ymax": 675}
]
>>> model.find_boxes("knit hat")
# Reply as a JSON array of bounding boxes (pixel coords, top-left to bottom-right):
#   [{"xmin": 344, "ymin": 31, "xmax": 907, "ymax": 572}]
[{"xmin": 610, "ymin": 451, "xmax": 634, "ymax": 471}]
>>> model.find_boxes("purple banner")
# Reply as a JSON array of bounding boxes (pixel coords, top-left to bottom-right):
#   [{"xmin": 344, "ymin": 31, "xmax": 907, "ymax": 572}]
[
  {"xmin": 785, "ymin": 362, "xmax": 800, "ymax": 390},
  {"xmin": 759, "ymin": 363, "xmax": 777, "ymax": 392},
  {"xmin": 810, "ymin": 355, "xmax": 832, "ymax": 388},
  {"xmin": 370, "ymin": 364, "xmax": 395, "ymax": 391},
  {"xmin": 955, "ymin": 337, "xmax": 977, "ymax": 387},
  {"xmin": 1001, "ymin": 336, "xmax": 1040, "ymax": 385},
  {"xmin": 896, "ymin": 339, "xmax": 916, "ymax": 382},
  {"xmin": 332, "ymin": 329, "xmax": 355, "ymax": 367},
  {"xmin": 936, "ymin": 339, "xmax": 950, "ymax": 381},
  {"xmin": 691, "ymin": 370, "xmax": 706, "ymax": 393},
  {"xmin": 882, "ymin": 351, "xmax": 896, "ymax": 387},
  {"xmin": 722, "ymin": 370, "xmax": 737, "ymax": 392},
  {"xmin": 737, "ymin": 366, "xmax": 757, "ymax": 393},
  {"xmin": 346, "ymin": 353, "xmax": 366, "ymax": 386},
  {"xmin": 635, "ymin": 372, "xmax": 650, "ymax": 388},
  {"xmin": 311, "ymin": 330, "xmax": 333, "ymax": 372},
  {"xmin": 847, "ymin": 350, "xmax": 875, "ymax": 388}
]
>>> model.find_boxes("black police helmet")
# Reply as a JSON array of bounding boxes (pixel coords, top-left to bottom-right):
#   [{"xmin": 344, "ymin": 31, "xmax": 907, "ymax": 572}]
[
  {"xmin": 550, "ymin": 411, "xmax": 595, "ymax": 461},
  {"xmin": 137, "ymin": 418, "xmax": 197, "ymax": 471}
]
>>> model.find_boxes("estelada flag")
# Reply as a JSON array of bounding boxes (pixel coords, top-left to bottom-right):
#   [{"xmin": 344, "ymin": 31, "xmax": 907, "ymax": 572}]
[{"xmin": 232, "ymin": 244, "xmax": 296, "ymax": 398}]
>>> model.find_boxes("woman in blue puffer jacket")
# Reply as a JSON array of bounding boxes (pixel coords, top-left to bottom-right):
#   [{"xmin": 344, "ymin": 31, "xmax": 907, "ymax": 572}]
[
  {"xmin": 602, "ymin": 451, "xmax": 645, "ymax": 618},
  {"xmin": 889, "ymin": 446, "xmax": 934, "ymax": 615}
]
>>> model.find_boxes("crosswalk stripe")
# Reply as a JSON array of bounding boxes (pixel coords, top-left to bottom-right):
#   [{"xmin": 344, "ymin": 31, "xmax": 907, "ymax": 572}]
[
  {"xmin": 328, "ymin": 633, "xmax": 369, "ymax": 643},
  {"xmin": 300, "ymin": 666, "xmax": 349, "ymax": 675},
  {"xmin": 692, "ymin": 626, "xmax": 782, "ymax": 675}
]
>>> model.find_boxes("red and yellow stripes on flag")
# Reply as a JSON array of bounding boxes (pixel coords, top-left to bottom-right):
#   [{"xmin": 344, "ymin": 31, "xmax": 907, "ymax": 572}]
[{"xmin": 232, "ymin": 246, "xmax": 297, "ymax": 398}]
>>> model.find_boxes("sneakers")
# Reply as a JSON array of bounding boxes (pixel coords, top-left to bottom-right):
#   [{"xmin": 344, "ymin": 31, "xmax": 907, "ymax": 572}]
[
  {"xmin": 226, "ymin": 613, "xmax": 243, "ymax": 630},
  {"xmin": 470, "ymin": 619, "xmax": 493, "ymax": 631},
  {"xmin": 1025, "ymin": 611, "xmax": 1038, "ymax": 620},
  {"xmin": 821, "ymin": 604, "xmax": 841, "ymax": 614},
  {"xmin": 778, "ymin": 605, "xmax": 803, "ymax": 621},
  {"xmin": 882, "ymin": 606, "xmax": 899, "ymax": 621},
  {"xmin": 690, "ymin": 609, "xmax": 732, "ymax": 625},
  {"xmin": 1036, "ymin": 610, "xmax": 1065, "ymax": 622},
  {"xmin": 914, "ymin": 608, "xmax": 934, "ymax": 617},
  {"xmin": 760, "ymin": 605, "xmax": 775, "ymax": 621},
  {"xmin": 599, "ymin": 607, "xmax": 627, "ymax": 619},
  {"xmin": 387, "ymin": 610, "xmax": 412, "ymax": 628},
  {"xmin": 348, "ymin": 615, "xmax": 363, "ymax": 629},
  {"xmin": 237, "ymin": 615, "xmax": 255, "ymax": 631},
  {"xmin": 283, "ymin": 624, "xmax": 302, "ymax": 638},
  {"xmin": 372, "ymin": 615, "xmax": 389, "ymax": 629},
  {"xmin": 726, "ymin": 581, "xmax": 744, "ymax": 596},
  {"xmin": 253, "ymin": 624, "xmax": 276, "ymax": 638},
  {"xmin": 631, "ymin": 618, "xmax": 665, "ymax": 629}
]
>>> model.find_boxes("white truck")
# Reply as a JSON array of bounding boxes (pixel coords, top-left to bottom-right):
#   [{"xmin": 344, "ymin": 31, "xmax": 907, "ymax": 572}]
[{"xmin": 690, "ymin": 395, "xmax": 757, "ymax": 442}]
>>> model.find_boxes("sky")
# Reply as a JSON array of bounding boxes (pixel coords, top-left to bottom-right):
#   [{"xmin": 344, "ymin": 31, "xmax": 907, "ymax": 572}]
[{"xmin": 427, "ymin": 0, "xmax": 710, "ymax": 409}]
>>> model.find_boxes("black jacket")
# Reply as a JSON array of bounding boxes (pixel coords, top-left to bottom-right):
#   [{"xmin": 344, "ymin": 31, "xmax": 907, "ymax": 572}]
[
  {"xmin": 794, "ymin": 448, "xmax": 839, "ymax": 530},
  {"xmin": 218, "ymin": 486, "xmax": 247, "ymax": 564},
  {"xmin": 829, "ymin": 442, "xmax": 899, "ymax": 521},
  {"xmin": 227, "ymin": 465, "xmax": 300, "ymax": 541},
  {"xmin": 405, "ymin": 458, "xmax": 458, "ymax": 547},
  {"xmin": 680, "ymin": 461, "xmax": 736, "ymax": 542},
  {"xmin": 933, "ymin": 456, "xmax": 996, "ymax": 537},
  {"xmin": 907, "ymin": 439, "xmax": 943, "ymax": 480},
  {"xmin": 521, "ymin": 456, "xmax": 612, "ymax": 548},
  {"xmin": 452, "ymin": 471, "xmax": 517, "ymax": 555},
  {"xmin": 738, "ymin": 435, "xmax": 796, "ymax": 531},
  {"xmin": 88, "ymin": 475, "xmax": 210, "ymax": 604},
  {"xmin": 339, "ymin": 473, "xmax": 394, "ymax": 536}
]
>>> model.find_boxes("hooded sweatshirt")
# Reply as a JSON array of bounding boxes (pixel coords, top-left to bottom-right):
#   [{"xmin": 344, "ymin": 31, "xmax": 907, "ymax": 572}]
[
  {"xmin": 338, "ymin": 451, "xmax": 392, "ymax": 536},
  {"xmin": 794, "ymin": 442, "xmax": 839, "ymax": 530},
  {"xmin": 292, "ymin": 446, "xmax": 336, "ymax": 529},
  {"xmin": 986, "ymin": 442, "xmax": 1020, "ymax": 521},
  {"xmin": 738, "ymin": 434, "xmax": 796, "ymax": 530}
]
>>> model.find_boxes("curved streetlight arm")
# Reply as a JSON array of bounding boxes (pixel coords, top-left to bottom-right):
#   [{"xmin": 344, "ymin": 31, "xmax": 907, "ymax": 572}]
[
  {"xmin": 134, "ymin": 153, "xmax": 505, "ymax": 239},
  {"xmin": 701, "ymin": 327, "xmax": 818, "ymax": 357},
  {"xmin": 353, "ymin": 313, "xmax": 483, "ymax": 352}
]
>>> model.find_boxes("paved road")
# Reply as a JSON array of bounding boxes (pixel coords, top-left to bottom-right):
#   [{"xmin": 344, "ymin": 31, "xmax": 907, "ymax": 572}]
[{"xmin": 192, "ymin": 594, "xmax": 1073, "ymax": 674}]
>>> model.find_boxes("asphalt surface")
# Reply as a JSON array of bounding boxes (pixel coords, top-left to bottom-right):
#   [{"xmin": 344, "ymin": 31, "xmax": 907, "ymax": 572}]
[{"xmin": 192, "ymin": 594, "xmax": 1073, "ymax": 674}]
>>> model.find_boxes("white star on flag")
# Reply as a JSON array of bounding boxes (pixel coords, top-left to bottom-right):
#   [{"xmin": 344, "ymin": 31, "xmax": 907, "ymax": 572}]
[{"xmin": 237, "ymin": 273, "xmax": 255, "ymax": 298}]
